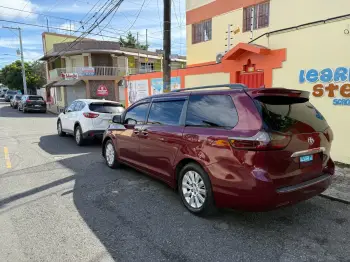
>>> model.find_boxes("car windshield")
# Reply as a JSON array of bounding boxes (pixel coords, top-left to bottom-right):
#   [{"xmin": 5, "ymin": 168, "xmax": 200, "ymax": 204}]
[
  {"xmin": 28, "ymin": 96, "xmax": 44, "ymax": 101},
  {"xmin": 15, "ymin": 96, "xmax": 22, "ymax": 100},
  {"xmin": 7, "ymin": 91, "xmax": 17, "ymax": 95},
  {"xmin": 89, "ymin": 103, "xmax": 124, "ymax": 114}
]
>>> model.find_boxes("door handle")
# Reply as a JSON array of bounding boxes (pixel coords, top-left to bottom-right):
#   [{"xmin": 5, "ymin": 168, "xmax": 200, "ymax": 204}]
[
  {"xmin": 141, "ymin": 130, "xmax": 148, "ymax": 136},
  {"xmin": 133, "ymin": 130, "xmax": 140, "ymax": 135}
]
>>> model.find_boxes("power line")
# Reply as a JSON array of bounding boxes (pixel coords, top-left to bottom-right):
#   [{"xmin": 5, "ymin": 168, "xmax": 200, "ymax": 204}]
[{"xmin": 124, "ymin": 0, "xmax": 147, "ymax": 32}]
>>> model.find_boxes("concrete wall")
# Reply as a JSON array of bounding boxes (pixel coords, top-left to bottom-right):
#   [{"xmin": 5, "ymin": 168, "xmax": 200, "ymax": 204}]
[
  {"xmin": 66, "ymin": 85, "xmax": 87, "ymax": 106},
  {"xmin": 186, "ymin": 0, "xmax": 350, "ymax": 65},
  {"xmin": 186, "ymin": 0, "xmax": 214, "ymax": 11},
  {"xmin": 185, "ymin": 72, "xmax": 230, "ymax": 88},
  {"xmin": 43, "ymin": 33, "xmax": 79, "ymax": 54},
  {"xmin": 186, "ymin": 7, "xmax": 269, "ymax": 65},
  {"xmin": 267, "ymin": 19, "xmax": 350, "ymax": 164}
]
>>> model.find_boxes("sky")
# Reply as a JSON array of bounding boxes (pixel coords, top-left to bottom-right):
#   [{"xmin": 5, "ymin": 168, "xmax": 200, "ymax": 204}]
[{"xmin": 0, "ymin": 0, "xmax": 187, "ymax": 67}]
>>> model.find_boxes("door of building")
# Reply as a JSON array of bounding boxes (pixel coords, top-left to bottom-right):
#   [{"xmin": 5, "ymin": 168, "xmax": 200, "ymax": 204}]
[{"xmin": 238, "ymin": 71, "xmax": 264, "ymax": 89}]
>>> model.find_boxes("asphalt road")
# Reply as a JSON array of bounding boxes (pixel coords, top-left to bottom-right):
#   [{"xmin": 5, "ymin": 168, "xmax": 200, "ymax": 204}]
[{"xmin": 0, "ymin": 99, "xmax": 350, "ymax": 262}]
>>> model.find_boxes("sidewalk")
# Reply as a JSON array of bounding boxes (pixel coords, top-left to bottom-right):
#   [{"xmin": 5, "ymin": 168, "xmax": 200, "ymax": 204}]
[{"xmin": 321, "ymin": 165, "xmax": 350, "ymax": 204}]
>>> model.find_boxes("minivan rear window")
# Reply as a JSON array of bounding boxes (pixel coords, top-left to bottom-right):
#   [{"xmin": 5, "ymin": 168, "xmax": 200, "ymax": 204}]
[
  {"xmin": 89, "ymin": 103, "xmax": 124, "ymax": 114},
  {"xmin": 28, "ymin": 96, "xmax": 44, "ymax": 101},
  {"xmin": 254, "ymin": 99, "xmax": 328, "ymax": 133}
]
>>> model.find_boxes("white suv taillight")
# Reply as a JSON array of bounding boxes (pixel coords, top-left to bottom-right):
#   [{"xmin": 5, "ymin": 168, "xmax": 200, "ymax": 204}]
[
  {"xmin": 83, "ymin": 112, "xmax": 99, "ymax": 118},
  {"xmin": 229, "ymin": 131, "xmax": 291, "ymax": 150}
]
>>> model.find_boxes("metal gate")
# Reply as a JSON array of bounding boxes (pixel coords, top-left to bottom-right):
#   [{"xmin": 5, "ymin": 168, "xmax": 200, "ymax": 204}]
[{"xmin": 238, "ymin": 71, "xmax": 264, "ymax": 89}]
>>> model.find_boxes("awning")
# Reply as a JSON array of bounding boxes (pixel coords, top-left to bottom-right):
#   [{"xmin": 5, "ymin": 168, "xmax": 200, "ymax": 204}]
[
  {"xmin": 53, "ymin": 79, "xmax": 84, "ymax": 86},
  {"xmin": 224, "ymin": 43, "xmax": 270, "ymax": 61},
  {"xmin": 43, "ymin": 81, "xmax": 57, "ymax": 88}
]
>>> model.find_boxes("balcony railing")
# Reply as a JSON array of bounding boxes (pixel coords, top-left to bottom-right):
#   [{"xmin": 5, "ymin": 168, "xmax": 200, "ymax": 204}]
[
  {"xmin": 48, "ymin": 66, "xmax": 171, "ymax": 81},
  {"xmin": 48, "ymin": 66, "xmax": 130, "ymax": 81}
]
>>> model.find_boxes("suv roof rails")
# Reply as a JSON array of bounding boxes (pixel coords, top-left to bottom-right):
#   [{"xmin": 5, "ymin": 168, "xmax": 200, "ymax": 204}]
[{"xmin": 171, "ymin": 84, "xmax": 248, "ymax": 92}]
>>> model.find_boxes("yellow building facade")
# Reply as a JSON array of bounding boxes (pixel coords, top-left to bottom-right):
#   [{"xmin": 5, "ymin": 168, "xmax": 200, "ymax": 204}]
[{"xmin": 185, "ymin": 0, "xmax": 350, "ymax": 164}]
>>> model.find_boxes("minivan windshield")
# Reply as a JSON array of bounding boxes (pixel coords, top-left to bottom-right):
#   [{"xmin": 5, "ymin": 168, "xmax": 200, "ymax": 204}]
[
  {"xmin": 89, "ymin": 103, "xmax": 125, "ymax": 114},
  {"xmin": 254, "ymin": 98, "xmax": 328, "ymax": 133}
]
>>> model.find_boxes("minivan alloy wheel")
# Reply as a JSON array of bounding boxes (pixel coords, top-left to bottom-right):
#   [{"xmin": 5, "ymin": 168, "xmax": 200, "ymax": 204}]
[
  {"xmin": 105, "ymin": 143, "xmax": 115, "ymax": 166},
  {"xmin": 182, "ymin": 171, "xmax": 207, "ymax": 209}
]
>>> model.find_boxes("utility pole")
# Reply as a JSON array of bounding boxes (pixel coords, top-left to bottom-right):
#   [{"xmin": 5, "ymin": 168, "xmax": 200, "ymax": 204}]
[
  {"xmin": 2, "ymin": 26, "xmax": 28, "ymax": 95},
  {"xmin": 137, "ymin": 32, "xmax": 140, "ymax": 73},
  {"xmin": 46, "ymin": 18, "xmax": 49, "ymax": 32},
  {"xmin": 163, "ymin": 0, "xmax": 171, "ymax": 92}
]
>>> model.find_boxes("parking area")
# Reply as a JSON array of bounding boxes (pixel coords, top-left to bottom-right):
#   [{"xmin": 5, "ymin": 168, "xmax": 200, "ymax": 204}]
[{"xmin": 1, "ymin": 98, "xmax": 350, "ymax": 262}]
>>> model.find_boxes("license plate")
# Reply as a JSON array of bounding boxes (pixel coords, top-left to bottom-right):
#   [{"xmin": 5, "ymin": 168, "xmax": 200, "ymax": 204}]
[
  {"xmin": 35, "ymin": 105, "xmax": 40, "ymax": 107},
  {"xmin": 300, "ymin": 155, "xmax": 313, "ymax": 163}
]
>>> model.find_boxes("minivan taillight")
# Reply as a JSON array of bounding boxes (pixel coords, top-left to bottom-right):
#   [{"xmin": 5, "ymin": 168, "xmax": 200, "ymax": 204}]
[
  {"xmin": 323, "ymin": 127, "xmax": 334, "ymax": 142},
  {"xmin": 229, "ymin": 131, "xmax": 291, "ymax": 150},
  {"xmin": 83, "ymin": 112, "xmax": 99, "ymax": 118}
]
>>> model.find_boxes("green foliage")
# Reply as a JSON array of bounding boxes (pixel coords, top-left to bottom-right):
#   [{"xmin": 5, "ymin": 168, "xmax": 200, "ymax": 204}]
[
  {"xmin": 119, "ymin": 32, "xmax": 149, "ymax": 51},
  {"xmin": 0, "ymin": 60, "xmax": 46, "ymax": 92}
]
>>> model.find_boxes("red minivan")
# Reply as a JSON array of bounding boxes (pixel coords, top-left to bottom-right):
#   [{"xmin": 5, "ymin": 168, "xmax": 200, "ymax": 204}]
[{"xmin": 102, "ymin": 85, "xmax": 335, "ymax": 216}]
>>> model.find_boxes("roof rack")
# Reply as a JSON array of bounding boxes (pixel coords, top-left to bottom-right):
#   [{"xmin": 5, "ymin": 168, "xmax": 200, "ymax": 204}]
[{"xmin": 171, "ymin": 84, "xmax": 248, "ymax": 92}]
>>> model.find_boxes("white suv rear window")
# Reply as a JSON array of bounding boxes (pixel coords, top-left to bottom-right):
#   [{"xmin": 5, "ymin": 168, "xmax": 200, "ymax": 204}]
[{"xmin": 89, "ymin": 103, "xmax": 124, "ymax": 114}]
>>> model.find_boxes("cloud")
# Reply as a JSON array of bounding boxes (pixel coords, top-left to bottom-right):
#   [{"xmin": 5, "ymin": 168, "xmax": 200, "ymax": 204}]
[
  {"xmin": 0, "ymin": 0, "xmax": 38, "ymax": 19},
  {"xmin": 23, "ymin": 50, "xmax": 43, "ymax": 60}
]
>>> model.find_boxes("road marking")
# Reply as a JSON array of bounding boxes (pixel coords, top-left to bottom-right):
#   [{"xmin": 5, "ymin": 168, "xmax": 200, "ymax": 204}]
[{"xmin": 3, "ymin": 147, "xmax": 12, "ymax": 169}]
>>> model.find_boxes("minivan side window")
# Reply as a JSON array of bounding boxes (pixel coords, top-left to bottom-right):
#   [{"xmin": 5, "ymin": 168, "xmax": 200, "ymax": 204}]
[
  {"xmin": 124, "ymin": 103, "xmax": 150, "ymax": 125},
  {"xmin": 186, "ymin": 95, "xmax": 238, "ymax": 129},
  {"xmin": 147, "ymin": 100, "xmax": 185, "ymax": 126}
]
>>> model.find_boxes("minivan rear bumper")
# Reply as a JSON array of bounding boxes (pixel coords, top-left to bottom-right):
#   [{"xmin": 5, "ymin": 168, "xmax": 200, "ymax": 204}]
[{"xmin": 206, "ymin": 160, "xmax": 334, "ymax": 211}]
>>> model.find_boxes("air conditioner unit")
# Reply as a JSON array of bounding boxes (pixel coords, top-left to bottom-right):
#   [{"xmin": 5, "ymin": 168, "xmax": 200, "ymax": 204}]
[{"xmin": 216, "ymin": 52, "xmax": 225, "ymax": 64}]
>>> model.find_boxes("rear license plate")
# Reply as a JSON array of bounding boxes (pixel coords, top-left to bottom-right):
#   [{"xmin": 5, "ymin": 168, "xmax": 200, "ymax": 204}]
[
  {"xmin": 35, "ymin": 105, "xmax": 40, "ymax": 107},
  {"xmin": 300, "ymin": 155, "xmax": 313, "ymax": 163}
]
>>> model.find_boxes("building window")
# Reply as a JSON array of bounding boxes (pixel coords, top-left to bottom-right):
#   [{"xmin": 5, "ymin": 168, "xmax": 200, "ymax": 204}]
[
  {"xmin": 140, "ymin": 62, "xmax": 154, "ymax": 73},
  {"xmin": 192, "ymin": 19, "xmax": 212, "ymax": 44},
  {"xmin": 243, "ymin": 2, "xmax": 270, "ymax": 32}
]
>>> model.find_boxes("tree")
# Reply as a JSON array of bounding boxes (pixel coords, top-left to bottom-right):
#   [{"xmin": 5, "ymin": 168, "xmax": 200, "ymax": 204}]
[
  {"xmin": 119, "ymin": 32, "xmax": 149, "ymax": 50},
  {"xmin": 0, "ymin": 60, "xmax": 46, "ymax": 93}
]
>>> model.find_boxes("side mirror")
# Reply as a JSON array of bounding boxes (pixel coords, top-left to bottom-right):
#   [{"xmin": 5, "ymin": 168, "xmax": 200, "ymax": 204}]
[{"xmin": 112, "ymin": 115, "xmax": 122, "ymax": 124}]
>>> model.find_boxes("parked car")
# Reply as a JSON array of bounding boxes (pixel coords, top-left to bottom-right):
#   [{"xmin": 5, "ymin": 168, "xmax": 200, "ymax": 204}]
[
  {"xmin": 10, "ymin": 94, "xmax": 22, "ymax": 109},
  {"xmin": 102, "ymin": 84, "xmax": 335, "ymax": 216},
  {"xmin": 0, "ymin": 87, "xmax": 9, "ymax": 97},
  {"xmin": 57, "ymin": 99, "xmax": 125, "ymax": 145},
  {"xmin": 4, "ymin": 90, "xmax": 20, "ymax": 102},
  {"xmin": 18, "ymin": 95, "xmax": 47, "ymax": 113}
]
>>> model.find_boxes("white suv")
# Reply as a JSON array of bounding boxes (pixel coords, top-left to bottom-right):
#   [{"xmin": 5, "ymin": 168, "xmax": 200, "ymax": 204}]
[{"xmin": 57, "ymin": 99, "xmax": 125, "ymax": 146}]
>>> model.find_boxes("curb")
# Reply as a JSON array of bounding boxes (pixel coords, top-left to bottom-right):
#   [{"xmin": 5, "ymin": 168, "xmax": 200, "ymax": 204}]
[{"xmin": 319, "ymin": 193, "xmax": 350, "ymax": 204}]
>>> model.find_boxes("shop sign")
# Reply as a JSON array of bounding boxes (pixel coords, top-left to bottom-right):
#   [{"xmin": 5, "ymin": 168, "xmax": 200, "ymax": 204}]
[
  {"xmin": 61, "ymin": 72, "xmax": 78, "ymax": 80},
  {"xmin": 96, "ymin": 85, "xmax": 109, "ymax": 97},
  {"xmin": 299, "ymin": 67, "xmax": 350, "ymax": 106},
  {"xmin": 76, "ymin": 67, "xmax": 95, "ymax": 76}
]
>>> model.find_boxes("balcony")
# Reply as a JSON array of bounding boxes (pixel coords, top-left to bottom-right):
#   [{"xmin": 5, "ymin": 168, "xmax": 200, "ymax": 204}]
[{"xmin": 48, "ymin": 66, "xmax": 129, "ymax": 81}]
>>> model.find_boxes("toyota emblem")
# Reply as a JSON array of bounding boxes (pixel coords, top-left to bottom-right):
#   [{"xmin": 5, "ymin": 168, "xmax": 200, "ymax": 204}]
[{"xmin": 308, "ymin": 137, "xmax": 315, "ymax": 145}]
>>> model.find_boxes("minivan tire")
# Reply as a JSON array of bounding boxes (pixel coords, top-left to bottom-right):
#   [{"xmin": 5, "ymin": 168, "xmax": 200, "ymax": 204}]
[
  {"xmin": 178, "ymin": 163, "xmax": 217, "ymax": 216},
  {"xmin": 74, "ymin": 125, "xmax": 85, "ymax": 146},
  {"xmin": 104, "ymin": 140, "xmax": 120, "ymax": 169}
]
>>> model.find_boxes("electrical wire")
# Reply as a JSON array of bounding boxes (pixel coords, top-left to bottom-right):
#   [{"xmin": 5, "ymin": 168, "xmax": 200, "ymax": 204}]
[{"xmin": 124, "ymin": 0, "xmax": 146, "ymax": 32}]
